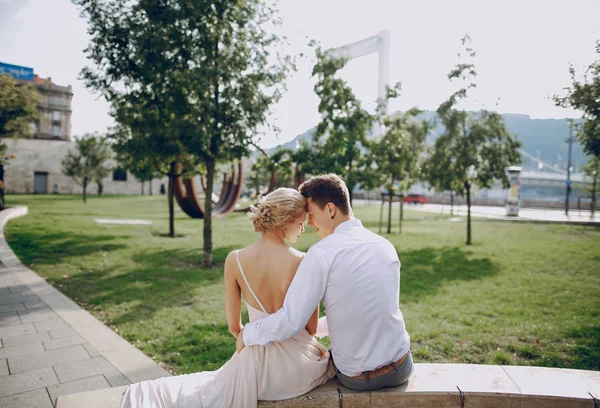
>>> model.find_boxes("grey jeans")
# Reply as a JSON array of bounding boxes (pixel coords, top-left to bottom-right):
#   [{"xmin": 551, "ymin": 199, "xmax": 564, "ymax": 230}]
[{"xmin": 334, "ymin": 351, "xmax": 414, "ymax": 392}]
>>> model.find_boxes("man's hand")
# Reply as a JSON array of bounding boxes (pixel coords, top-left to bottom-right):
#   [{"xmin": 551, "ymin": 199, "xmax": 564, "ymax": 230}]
[{"xmin": 236, "ymin": 329, "xmax": 245, "ymax": 353}]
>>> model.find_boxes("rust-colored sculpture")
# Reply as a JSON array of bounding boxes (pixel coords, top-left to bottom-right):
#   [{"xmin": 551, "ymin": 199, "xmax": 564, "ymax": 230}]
[{"xmin": 173, "ymin": 162, "xmax": 243, "ymax": 219}]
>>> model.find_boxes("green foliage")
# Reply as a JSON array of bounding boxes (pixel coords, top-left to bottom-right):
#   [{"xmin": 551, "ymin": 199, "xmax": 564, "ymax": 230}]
[
  {"xmin": 427, "ymin": 35, "xmax": 522, "ymax": 244},
  {"xmin": 74, "ymin": 0, "xmax": 293, "ymax": 264},
  {"xmin": 373, "ymin": 107, "xmax": 430, "ymax": 194},
  {"xmin": 311, "ymin": 47, "xmax": 375, "ymax": 201},
  {"xmin": 554, "ymin": 41, "xmax": 600, "ymax": 159},
  {"xmin": 61, "ymin": 134, "xmax": 112, "ymax": 203},
  {"xmin": 0, "ymin": 74, "xmax": 40, "ymax": 163}
]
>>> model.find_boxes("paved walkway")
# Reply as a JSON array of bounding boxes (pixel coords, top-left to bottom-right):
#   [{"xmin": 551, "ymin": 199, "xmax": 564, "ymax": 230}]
[
  {"xmin": 355, "ymin": 200, "xmax": 600, "ymax": 225},
  {"xmin": 0, "ymin": 207, "xmax": 169, "ymax": 408}
]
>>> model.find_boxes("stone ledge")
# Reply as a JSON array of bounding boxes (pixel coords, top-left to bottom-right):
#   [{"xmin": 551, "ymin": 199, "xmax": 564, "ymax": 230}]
[{"xmin": 57, "ymin": 363, "xmax": 600, "ymax": 408}]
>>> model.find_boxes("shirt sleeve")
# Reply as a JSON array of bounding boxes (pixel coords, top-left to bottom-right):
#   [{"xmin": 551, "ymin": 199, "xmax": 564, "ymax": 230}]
[{"xmin": 243, "ymin": 248, "xmax": 328, "ymax": 347}]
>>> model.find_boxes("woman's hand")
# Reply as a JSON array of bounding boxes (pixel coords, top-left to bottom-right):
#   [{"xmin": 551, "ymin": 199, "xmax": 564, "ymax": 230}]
[{"xmin": 236, "ymin": 329, "xmax": 245, "ymax": 353}]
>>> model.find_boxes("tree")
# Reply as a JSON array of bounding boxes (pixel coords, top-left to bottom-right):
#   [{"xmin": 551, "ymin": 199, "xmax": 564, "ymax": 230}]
[
  {"xmin": 582, "ymin": 156, "xmax": 600, "ymax": 216},
  {"xmin": 109, "ymin": 124, "xmax": 196, "ymax": 237},
  {"xmin": 432, "ymin": 34, "xmax": 522, "ymax": 245},
  {"xmin": 62, "ymin": 134, "xmax": 111, "ymax": 203},
  {"xmin": 554, "ymin": 41, "xmax": 600, "ymax": 160},
  {"xmin": 291, "ymin": 139, "xmax": 316, "ymax": 187},
  {"xmin": 372, "ymin": 108, "xmax": 430, "ymax": 233},
  {"xmin": 75, "ymin": 0, "xmax": 292, "ymax": 265},
  {"xmin": 114, "ymin": 145, "xmax": 160, "ymax": 196},
  {"xmin": 0, "ymin": 74, "xmax": 40, "ymax": 162},
  {"xmin": 246, "ymin": 158, "xmax": 270, "ymax": 197},
  {"xmin": 270, "ymin": 148, "xmax": 294, "ymax": 188},
  {"xmin": 93, "ymin": 162, "xmax": 111, "ymax": 196},
  {"xmin": 312, "ymin": 48, "xmax": 375, "ymax": 204}
]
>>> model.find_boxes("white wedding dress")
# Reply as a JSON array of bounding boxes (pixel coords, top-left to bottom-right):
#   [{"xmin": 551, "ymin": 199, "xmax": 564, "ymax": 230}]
[{"xmin": 120, "ymin": 251, "xmax": 334, "ymax": 408}]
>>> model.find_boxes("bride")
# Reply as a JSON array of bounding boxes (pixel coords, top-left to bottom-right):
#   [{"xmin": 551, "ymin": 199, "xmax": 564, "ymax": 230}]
[{"xmin": 120, "ymin": 188, "xmax": 334, "ymax": 408}]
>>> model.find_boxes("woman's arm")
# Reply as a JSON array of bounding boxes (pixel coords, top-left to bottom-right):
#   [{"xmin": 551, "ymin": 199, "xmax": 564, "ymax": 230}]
[
  {"xmin": 224, "ymin": 252, "xmax": 243, "ymax": 339},
  {"xmin": 305, "ymin": 304, "xmax": 319, "ymax": 335}
]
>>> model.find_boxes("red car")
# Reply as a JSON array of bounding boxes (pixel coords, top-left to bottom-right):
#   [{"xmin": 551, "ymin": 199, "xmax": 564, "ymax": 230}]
[{"xmin": 402, "ymin": 194, "xmax": 428, "ymax": 204}]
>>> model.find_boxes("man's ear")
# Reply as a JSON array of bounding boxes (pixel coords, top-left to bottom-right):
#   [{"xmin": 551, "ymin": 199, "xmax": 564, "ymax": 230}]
[{"xmin": 326, "ymin": 203, "xmax": 336, "ymax": 218}]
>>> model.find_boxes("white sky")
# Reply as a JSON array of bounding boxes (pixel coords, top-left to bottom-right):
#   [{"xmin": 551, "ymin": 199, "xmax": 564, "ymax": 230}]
[{"xmin": 1, "ymin": 0, "xmax": 599, "ymax": 149}]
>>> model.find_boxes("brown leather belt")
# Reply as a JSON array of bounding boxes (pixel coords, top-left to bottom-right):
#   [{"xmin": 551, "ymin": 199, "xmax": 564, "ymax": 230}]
[{"xmin": 349, "ymin": 352, "xmax": 409, "ymax": 380}]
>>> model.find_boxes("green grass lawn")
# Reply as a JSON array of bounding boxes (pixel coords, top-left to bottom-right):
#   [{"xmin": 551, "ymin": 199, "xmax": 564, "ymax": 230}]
[{"xmin": 4, "ymin": 194, "xmax": 600, "ymax": 374}]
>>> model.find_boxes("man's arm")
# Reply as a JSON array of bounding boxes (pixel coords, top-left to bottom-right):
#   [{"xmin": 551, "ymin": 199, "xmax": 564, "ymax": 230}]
[{"xmin": 242, "ymin": 248, "xmax": 328, "ymax": 347}]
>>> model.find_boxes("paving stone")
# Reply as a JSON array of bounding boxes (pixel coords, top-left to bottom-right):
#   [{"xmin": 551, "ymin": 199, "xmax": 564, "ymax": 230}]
[
  {"xmin": 0, "ymin": 341, "xmax": 44, "ymax": 359},
  {"xmin": 0, "ymin": 367, "xmax": 58, "ymax": 398},
  {"xmin": 17, "ymin": 308, "xmax": 58, "ymax": 324},
  {"xmin": 0, "ymin": 293, "xmax": 38, "ymax": 306},
  {"xmin": 0, "ymin": 287, "xmax": 9, "ymax": 296},
  {"xmin": 43, "ymin": 335, "xmax": 86, "ymax": 351},
  {"xmin": 47, "ymin": 375, "xmax": 110, "ymax": 405},
  {"xmin": 0, "ymin": 303, "xmax": 25, "ymax": 313},
  {"xmin": 0, "ymin": 358, "xmax": 8, "ymax": 376},
  {"xmin": 33, "ymin": 318, "xmax": 69, "ymax": 332},
  {"xmin": 55, "ymin": 386, "xmax": 128, "ymax": 408},
  {"xmin": 0, "ymin": 388, "xmax": 53, "ymax": 408},
  {"xmin": 0, "ymin": 312, "xmax": 20, "ymax": 327},
  {"xmin": 8, "ymin": 345, "xmax": 90, "ymax": 374},
  {"xmin": 0, "ymin": 277, "xmax": 19, "ymax": 287},
  {"xmin": 8, "ymin": 284, "xmax": 31, "ymax": 295},
  {"xmin": 54, "ymin": 357, "xmax": 116, "ymax": 383},
  {"xmin": 104, "ymin": 371, "xmax": 130, "ymax": 387},
  {"xmin": 49, "ymin": 327, "xmax": 77, "ymax": 339},
  {"xmin": 0, "ymin": 323, "xmax": 35, "ymax": 338},
  {"xmin": 1, "ymin": 331, "xmax": 51, "ymax": 347},
  {"xmin": 83, "ymin": 343, "xmax": 101, "ymax": 358},
  {"xmin": 24, "ymin": 300, "xmax": 46, "ymax": 310}
]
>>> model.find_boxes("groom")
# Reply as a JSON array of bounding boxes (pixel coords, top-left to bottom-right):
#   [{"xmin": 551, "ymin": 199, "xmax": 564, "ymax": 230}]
[{"xmin": 237, "ymin": 174, "xmax": 412, "ymax": 391}]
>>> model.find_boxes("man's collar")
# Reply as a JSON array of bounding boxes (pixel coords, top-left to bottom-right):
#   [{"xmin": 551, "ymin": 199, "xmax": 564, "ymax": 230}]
[{"xmin": 334, "ymin": 218, "xmax": 362, "ymax": 233}]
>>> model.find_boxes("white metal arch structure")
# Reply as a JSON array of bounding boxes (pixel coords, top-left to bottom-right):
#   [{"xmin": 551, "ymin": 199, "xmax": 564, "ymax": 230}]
[{"xmin": 326, "ymin": 30, "xmax": 391, "ymax": 133}]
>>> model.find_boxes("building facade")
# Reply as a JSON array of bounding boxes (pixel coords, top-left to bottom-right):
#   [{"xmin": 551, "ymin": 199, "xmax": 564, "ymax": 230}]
[
  {"xmin": 3, "ymin": 139, "xmax": 169, "ymax": 195},
  {"xmin": 31, "ymin": 75, "xmax": 73, "ymax": 141},
  {"xmin": 1, "ymin": 62, "xmax": 169, "ymax": 195}
]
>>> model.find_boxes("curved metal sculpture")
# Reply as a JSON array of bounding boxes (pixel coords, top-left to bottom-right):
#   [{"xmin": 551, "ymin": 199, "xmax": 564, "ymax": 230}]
[{"xmin": 173, "ymin": 162, "xmax": 243, "ymax": 219}]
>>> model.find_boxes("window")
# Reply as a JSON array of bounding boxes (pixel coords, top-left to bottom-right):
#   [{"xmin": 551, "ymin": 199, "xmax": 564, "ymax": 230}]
[
  {"xmin": 51, "ymin": 124, "xmax": 60, "ymax": 137},
  {"xmin": 52, "ymin": 111, "xmax": 61, "ymax": 122},
  {"xmin": 113, "ymin": 168, "xmax": 127, "ymax": 181}
]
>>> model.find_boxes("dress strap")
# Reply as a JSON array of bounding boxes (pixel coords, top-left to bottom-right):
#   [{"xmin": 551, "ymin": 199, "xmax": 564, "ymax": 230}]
[{"xmin": 235, "ymin": 250, "xmax": 268, "ymax": 314}]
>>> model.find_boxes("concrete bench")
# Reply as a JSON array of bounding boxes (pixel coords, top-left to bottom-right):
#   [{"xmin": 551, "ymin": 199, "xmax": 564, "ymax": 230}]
[{"xmin": 56, "ymin": 363, "xmax": 600, "ymax": 407}]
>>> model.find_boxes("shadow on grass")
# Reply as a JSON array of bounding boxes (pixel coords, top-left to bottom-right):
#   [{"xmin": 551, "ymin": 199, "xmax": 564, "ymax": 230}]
[
  {"xmin": 7, "ymin": 230, "xmax": 128, "ymax": 266},
  {"xmin": 59, "ymin": 246, "xmax": 236, "ymax": 326},
  {"xmin": 399, "ymin": 247, "xmax": 499, "ymax": 303},
  {"xmin": 149, "ymin": 321, "xmax": 236, "ymax": 373},
  {"xmin": 563, "ymin": 325, "xmax": 600, "ymax": 370}
]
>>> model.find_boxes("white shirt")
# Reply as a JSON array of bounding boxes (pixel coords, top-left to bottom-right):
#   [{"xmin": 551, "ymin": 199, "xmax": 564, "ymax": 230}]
[{"xmin": 242, "ymin": 218, "xmax": 410, "ymax": 377}]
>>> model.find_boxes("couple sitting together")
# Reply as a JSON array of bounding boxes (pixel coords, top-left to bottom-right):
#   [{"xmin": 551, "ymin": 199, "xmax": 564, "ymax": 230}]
[{"xmin": 121, "ymin": 174, "xmax": 412, "ymax": 407}]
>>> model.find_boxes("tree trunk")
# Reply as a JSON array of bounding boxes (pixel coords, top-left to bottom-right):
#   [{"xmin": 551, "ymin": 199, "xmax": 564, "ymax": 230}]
[
  {"xmin": 387, "ymin": 193, "xmax": 392, "ymax": 234},
  {"xmin": 97, "ymin": 182, "xmax": 103, "ymax": 196},
  {"xmin": 203, "ymin": 158, "xmax": 215, "ymax": 266},
  {"xmin": 399, "ymin": 195, "xmax": 403, "ymax": 234},
  {"xmin": 465, "ymin": 181, "xmax": 472, "ymax": 245},
  {"xmin": 149, "ymin": 178, "xmax": 153, "ymax": 196},
  {"xmin": 83, "ymin": 178, "xmax": 88, "ymax": 203},
  {"xmin": 450, "ymin": 191, "xmax": 454, "ymax": 216},
  {"xmin": 141, "ymin": 181, "xmax": 145, "ymax": 195},
  {"xmin": 168, "ymin": 162, "xmax": 176, "ymax": 238},
  {"xmin": 592, "ymin": 173, "xmax": 597, "ymax": 217}
]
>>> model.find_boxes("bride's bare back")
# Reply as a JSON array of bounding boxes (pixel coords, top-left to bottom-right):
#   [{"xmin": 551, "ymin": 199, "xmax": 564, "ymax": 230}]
[
  {"xmin": 228, "ymin": 242, "xmax": 302, "ymax": 313},
  {"xmin": 224, "ymin": 241, "xmax": 318, "ymax": 338}
]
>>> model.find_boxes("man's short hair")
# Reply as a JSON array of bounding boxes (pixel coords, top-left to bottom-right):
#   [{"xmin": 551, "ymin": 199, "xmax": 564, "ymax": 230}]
[{"xmin": 298, "ymin": 174, "xmax": 350, "ymax": 215}]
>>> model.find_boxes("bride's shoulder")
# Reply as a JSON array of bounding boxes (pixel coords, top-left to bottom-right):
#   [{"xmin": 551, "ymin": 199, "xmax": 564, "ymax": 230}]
[{"xmin": 288, "ymin": 247, "xmax": 306, "ymax": 259}]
